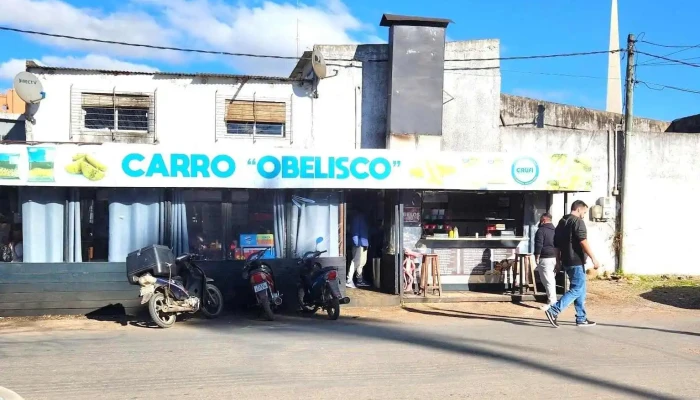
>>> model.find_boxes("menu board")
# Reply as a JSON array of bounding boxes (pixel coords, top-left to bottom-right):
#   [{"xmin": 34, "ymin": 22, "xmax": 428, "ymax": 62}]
[
  {"xmin": 460, "ymin": 248, "xmax": 491, "ymax": 276},
  {"xmin": 433, "ymin": 248, "xmax": 459, "ymax": 275},
  {"xmin": 403, "ymin": 207, "xmax": 421, "ymax": 225}
]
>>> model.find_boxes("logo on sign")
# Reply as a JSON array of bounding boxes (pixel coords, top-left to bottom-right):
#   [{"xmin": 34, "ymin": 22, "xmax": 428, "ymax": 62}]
[{"xmin": 511, "ymin": 157, "xmax": 539, "ymax": 185}]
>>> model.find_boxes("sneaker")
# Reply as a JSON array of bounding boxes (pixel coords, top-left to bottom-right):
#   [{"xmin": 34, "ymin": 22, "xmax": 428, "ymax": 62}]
[
  {"xmin": 356, "ymin": 278, "xmax": 371, "ymax": 288},
  {"xmin": 544, "ymin": 310, "xmax": 559, "ymax": 328},
  {"xmin": 539, "ymin": 304, "xmax": 551, "ymax": 311},
  {"xmin": 576, "ymin": 320, "xmax": 597, "ymax": 327},
  {"xmin": 346, "ymin": 281, "xmax": 357, "ymax": 289}
]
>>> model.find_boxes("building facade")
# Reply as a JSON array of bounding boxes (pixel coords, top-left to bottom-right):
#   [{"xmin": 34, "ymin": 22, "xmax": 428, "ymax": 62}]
[{"xmin": 1, "ymin": 13, "xmax": 692, "ymax": 317}]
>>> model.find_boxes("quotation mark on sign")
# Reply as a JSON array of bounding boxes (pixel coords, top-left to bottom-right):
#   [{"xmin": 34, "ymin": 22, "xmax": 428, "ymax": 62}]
[
  {"xmin": 247, "ymin": 158, "xmax": 257, "ymax": 165},
  {"xmin": 392, "ymin": 160, "xmax": 401, "ymax": 167}
]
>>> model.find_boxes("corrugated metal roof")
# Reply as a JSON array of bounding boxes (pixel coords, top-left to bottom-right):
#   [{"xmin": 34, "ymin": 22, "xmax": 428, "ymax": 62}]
[
  {"xmin": 25, "ymin": 61, "xmax": 307, "ymax": 82},
  {"xmin": 380, "ymin": 14, "xmax": 452, "ymax": 28}
]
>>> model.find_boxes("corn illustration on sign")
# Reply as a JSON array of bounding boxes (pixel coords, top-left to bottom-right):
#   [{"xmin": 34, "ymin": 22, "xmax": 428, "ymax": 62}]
[{"xmin": 65, "ymin": 153, "xmax": 108, "ymax": 181}]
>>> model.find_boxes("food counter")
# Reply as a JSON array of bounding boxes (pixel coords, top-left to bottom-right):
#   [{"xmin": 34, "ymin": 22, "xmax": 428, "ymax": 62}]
[{"xmin": 416, "ymin": 236, "xmax": 527, "ymax": 286}]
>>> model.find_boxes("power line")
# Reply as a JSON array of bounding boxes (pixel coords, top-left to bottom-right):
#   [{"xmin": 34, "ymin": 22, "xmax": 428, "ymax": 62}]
[
  {"xmin": 0, "ymin": 25, "xmax": 622, "ymax": 63},
  {"xmin": 635, "ymin": 50, "xmax": 700, "ymax": 68},
  {"xmin": 637, "ymin": 40, "xmax": 700, "ymax": 66},
  {"xmin": 636, "ymin": 80, "xmax": 700, "ymax": 95},
  {"xmin": 638, "ymin": 55, "xmax": 700, "ymax": 67},
  {"xmin": 0, "ymin": 26, "xmax": 303, "ymax": 60},
  {"xmin": 638, "ymin": 39, "xmax": 700, "ymax": 49}
]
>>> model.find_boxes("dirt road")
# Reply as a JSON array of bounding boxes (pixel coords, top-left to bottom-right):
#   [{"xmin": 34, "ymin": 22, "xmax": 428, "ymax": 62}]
[{"xmin": 1, "ymin": 296, "xmax": 698, "ymax": 400}]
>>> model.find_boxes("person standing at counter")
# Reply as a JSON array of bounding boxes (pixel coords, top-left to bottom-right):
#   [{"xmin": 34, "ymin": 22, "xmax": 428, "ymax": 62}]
[
  {"xmin": 545, "ymin": 200, "xmax": 600, "ymax": 328},
  {"xmin": 534, "ymin": 213, "xmax": 557, "ymax": 309},
  {"xmin": 347, "ymin": 208, "xmax": 369, "ymax": 288}
]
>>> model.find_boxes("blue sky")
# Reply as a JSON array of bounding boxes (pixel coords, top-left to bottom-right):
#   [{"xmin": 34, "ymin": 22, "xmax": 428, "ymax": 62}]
[{"xmin": 1, "ymin": 0, "xmax": 698, "ymax": 121}]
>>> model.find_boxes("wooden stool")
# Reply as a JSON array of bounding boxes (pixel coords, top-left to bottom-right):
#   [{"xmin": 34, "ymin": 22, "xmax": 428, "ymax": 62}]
[
  {"xmin": 420, "ymin": 254, "xmax": 442, "ymax": 297},
  {"xmin": 515, "ymin": 254, "xmax": 539, "ymax": 295}
]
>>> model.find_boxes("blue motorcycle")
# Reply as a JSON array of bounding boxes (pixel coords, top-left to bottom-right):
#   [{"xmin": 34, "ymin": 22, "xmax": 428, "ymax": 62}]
[{"xmin": 297, "ymin": 237, "xmax": 350, "ymax": 320}]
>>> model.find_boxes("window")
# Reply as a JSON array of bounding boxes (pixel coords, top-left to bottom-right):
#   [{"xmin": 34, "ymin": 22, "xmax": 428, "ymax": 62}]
[
  {"xmin": 82, "ymin": 93, "xmax": 151, "ymax": 132},
  {"xmin": 225, "ymin": 100, "xmax": 286, "ymax": 137},
  {"xmin": 80, "ymin": 189, "xmax": 110, "ymax": 262},
  {"xmin": 184, "ymin": 190, "xmax": 224, "ymax": 261}
]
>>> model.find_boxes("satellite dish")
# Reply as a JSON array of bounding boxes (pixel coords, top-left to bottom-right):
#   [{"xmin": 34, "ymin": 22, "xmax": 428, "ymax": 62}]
[
  {"xmin": 13, "ymin": 72, "xmax": 45, "ymax": 104},
  {"xmin": 311, "ymin": 48, "xmax": 327, "ymax": 79},
  {"xmin": 0, "ymin": 386, "xmax": 25, "ymax": 400}
]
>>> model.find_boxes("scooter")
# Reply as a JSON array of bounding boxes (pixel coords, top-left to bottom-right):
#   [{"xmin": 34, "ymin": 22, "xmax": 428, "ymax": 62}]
[
  {"xmin": 241, "ymin": 248, "xmax": 282, "ymax": 321},
  {"xmin": 129, "ymin": 249, "xmax": 224, "ymax": 329},
  {"xmin": 297, "ymin": 237, "xmax": 350, "ymax": 320}
]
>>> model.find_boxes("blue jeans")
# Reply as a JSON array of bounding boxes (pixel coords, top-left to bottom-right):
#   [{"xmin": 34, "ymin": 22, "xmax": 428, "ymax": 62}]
[{"xmin": 549, "ymin": 265, "xmax": 587, "ymax": 323}]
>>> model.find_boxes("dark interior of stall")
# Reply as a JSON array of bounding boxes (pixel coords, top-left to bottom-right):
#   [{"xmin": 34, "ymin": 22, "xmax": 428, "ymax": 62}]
[
  {"xmin": 401, "ymin": 190, "xmax": 531, "ymax": 293},
  {"xmin": 344, "ymin": 189, "xmax": 400, "ymax": 294}
]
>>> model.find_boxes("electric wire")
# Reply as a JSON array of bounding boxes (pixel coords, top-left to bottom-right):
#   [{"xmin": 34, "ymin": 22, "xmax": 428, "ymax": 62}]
[{"xmin": 0, "ymin": 25, "xmax": 622, "ymax": 63}]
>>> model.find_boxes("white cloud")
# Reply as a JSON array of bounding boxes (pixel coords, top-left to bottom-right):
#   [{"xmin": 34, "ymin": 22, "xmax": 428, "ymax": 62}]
[
  {"xmin": 0, "ymin": 0, "xmax": 381, "ymax": 76},
  {"xmin": 135, "ymin": 0, "xmax": 380, "ymax": 75},
  {"xmin": 0, "ymin": 55, "xmax": 158, "ymax": 81},
  {"xmin": 0, "ymin": 0, "xmax": 181, "ymax": 61},
  {"xmin": 40, "ymin": 54, "xmax": 159, "ymax": 72},
  {"xmin": 0, "ymin": 59, "xmax": 27, "ymax": 80}
]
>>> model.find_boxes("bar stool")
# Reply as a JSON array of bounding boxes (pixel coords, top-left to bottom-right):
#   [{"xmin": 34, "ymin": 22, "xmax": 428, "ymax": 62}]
[
  {"xmin": 515, "ymin": 253, "xmax": 539, "ymax": 295},
  {"xmin": 420, "ymin": 254, "xmax": 442, "ymax": 297}
]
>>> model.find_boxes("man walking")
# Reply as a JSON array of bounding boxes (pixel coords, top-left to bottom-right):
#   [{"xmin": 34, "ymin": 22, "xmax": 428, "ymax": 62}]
[
  {"xmin": 534, "ymin": 213, "xmax": 557, "ymax": 309},
  {"xmin": 347, "ymin": 208, "xmax": 369, "ymax": 288},
  {"xmin": 545, "ymin": 200, "xmax": 600, "ymax": 327}
]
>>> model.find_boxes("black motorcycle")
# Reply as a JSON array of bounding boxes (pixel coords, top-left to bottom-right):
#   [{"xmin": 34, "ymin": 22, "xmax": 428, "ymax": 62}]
[
  {"xmin": 241, "ymin": 248, "xmax": 282, "ymax": 321},
  {"xmin": 297, "ymin": 237, "xmax": 350, "ymax": 320},
  {"xmin": 127, "ymin": 245, "xmax": 224, "ymax": 329}
]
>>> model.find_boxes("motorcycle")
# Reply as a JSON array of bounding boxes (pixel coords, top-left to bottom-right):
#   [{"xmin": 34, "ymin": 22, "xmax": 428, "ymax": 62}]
[
  {"xmin": 297, "ymin": 237, "xmax": 350, "ymax": 320},
  {"xmin": 241, "ymin": 248, "xmax": 282, "ymax": 321},
  {"xmin": 127, "ymin": 245, "xmax": 224, "ymax": 329}
]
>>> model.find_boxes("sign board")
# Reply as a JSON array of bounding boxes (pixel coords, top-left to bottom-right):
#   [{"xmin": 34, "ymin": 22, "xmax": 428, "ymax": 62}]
[{"xmin": 0, "ymin": 144, "xmax": 593, "ymax": 191}]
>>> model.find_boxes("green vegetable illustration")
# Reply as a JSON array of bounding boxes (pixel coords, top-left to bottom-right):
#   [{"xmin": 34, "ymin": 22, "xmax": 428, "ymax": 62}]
[{"xmin": 65, "ymin": 153, "xmax": 107, "ymax": 181}]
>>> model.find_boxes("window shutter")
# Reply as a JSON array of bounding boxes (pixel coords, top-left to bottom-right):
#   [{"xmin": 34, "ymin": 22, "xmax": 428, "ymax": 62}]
[
  {"xmin": 82, "ymin": 93, "xmax": 114, "ymax": 107},
  {"xmin": 114, "ymin": 95, "xmax": 151, "ymax": 108},
  {"xmin": 226, "ymin": 100, "xmax": 286, "ymax": 124},
  {"xmin": 82, "ymin": 93, "xmax": 150, "ymax": 108}
]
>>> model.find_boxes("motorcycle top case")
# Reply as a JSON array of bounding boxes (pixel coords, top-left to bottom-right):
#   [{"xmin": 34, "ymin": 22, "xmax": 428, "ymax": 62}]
[{"xmin": 126, "ymin": 245, "xmax": 177, "ymax": 284}]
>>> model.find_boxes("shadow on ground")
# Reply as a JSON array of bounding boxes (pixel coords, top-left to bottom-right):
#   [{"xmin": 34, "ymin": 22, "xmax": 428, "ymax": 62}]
[{"xmin": 640, "ymin": 286, "xmax": 700, "ymax": 310}]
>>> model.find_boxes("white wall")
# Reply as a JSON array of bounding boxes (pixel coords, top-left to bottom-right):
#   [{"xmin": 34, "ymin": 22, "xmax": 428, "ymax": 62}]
[
  {"xmin": 28, "ymin": 71, "xmax": 331, "ymax": 148},
  {"xmin": 623, "ymin": 131, "xmax": 700, "ymax": 275}
]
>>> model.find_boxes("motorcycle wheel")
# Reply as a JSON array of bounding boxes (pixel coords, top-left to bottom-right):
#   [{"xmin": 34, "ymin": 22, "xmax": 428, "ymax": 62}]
[
  {"xmin": 297, "ymin": 286, "xmax": 318, "ymax": 314},
  {"xmin": 261, "ymin": 296, "xmax": 275, "ymax": 321},
  {"xmin": 148, "ymin": 292, "xmax": 176, "ymax": 328},
  {"xmin": 326, "ymin": 297, "xmax": 340, "ymax": 320},
  {"xmin": 201, "ymin": 284, "xmax": 224, "ymax": 319}
]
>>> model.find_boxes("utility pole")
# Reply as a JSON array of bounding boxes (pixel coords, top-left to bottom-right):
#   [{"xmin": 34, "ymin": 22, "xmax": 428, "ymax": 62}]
[{"xmin": 618, "ymin": 33, "xmax": 635, "ymax": 274}]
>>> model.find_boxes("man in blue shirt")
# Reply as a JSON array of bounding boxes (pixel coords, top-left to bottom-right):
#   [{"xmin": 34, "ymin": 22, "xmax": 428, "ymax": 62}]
[{"xmin": 347, "ymin": 209, "xmax": 369, "ymax": 288}]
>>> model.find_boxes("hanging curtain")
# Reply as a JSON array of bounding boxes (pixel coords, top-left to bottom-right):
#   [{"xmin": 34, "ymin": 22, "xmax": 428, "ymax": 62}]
[
  {"xmin": 66, "ymin": 188, "xmax": 82, "ymax": 262},
  {"xmin": 292, "ymin": 192, "xmax": 339, "ymax": 258},
  {"xmin": 108, "ymin": 188, "xmax": 166, "ymax": 262},
  {"xmin": 20, "ymin": 187, "xmax": 65, "ymax": 262},
  {"xmin": 170, "ymin": 189, "xmax": 189, "ymax": 256},
  {"xmin": 272, "ymin": 191, "xmax": 286, "ymax": 258}
]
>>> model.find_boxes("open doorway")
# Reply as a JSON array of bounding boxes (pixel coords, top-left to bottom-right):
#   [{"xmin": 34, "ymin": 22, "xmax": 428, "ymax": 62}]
[{"xmin": 345, "ymin": 190, "xmax": 384, "ymax": 290}]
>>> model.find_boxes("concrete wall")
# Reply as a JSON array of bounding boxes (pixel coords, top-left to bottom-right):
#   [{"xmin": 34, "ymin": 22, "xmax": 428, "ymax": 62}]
[
  {"xmin": 666, "ymin": 113, "xmax": 700, "ymax": 133},
  {"xmin": 623, "ymin": 131, "xmax": 700, "ymax": 275},
  {"xmin": 0, "ymin": 89, "xmax": 25, "ymax": 114},
  {"xmin": 500, "ymin": 127, "xmax": 618, "ymax": 273},
  {"xmin": 501, "ymin": 94, "xmax": 669, "ymax": 132},
  {"xmin": 314, "ymin": 39, "xmax": 501, "ymax": 152},
  {"xmin": 0, "ymin": 113, "xmax": 26, "ymax": 141}
]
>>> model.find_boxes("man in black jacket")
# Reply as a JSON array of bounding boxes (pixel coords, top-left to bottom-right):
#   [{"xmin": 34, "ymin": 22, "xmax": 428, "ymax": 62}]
[
  {"xmin": 534, "ymin": 213, "xmax": 557, "ymax": 309},
  {"xmin": 544, "ymin": 200, "xmax": 600, "ymax": 328}
]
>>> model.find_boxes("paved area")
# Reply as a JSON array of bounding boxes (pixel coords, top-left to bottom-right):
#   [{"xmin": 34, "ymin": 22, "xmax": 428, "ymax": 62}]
[{"xmin": 1, "ymin": 302, "xmax": 699, "ymax": 400}]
